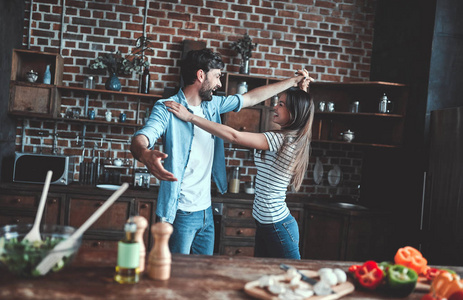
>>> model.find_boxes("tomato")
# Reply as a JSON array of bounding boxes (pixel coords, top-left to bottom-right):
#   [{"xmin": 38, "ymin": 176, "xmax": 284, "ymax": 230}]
[{"xmin": 449, "ymin": 290, "xmax": 463, "ymax": 300}]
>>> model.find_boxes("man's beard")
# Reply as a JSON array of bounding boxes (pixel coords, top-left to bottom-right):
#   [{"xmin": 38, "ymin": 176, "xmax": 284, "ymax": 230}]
[{"xmin": 199, "ymin": 83, "xmax": 214, "ymax": 102}]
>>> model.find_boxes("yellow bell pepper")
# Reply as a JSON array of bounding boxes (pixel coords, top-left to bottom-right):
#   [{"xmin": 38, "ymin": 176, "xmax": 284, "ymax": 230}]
[{"xmin": 431, "ymin": 271, "xmax": 463, "ymax": 299}]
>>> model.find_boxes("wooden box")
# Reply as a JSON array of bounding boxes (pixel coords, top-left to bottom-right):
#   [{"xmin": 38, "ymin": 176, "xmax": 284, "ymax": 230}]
[{"xmin": 9, "ymin": 49, "xmax": 63, "ymax": 117}]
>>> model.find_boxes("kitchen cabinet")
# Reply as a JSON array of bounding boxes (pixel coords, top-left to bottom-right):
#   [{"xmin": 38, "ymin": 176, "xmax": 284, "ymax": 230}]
[
  {"xmin": 9, "ymin": 49, "xmax": 63, "ymax": 118},
  {"xmin": 0, "ymin": 184, "xmax": 156, "ymax": 251},
  {"xmin": 302, "ymin": 210, "xmax": 348, "ymax": 260},
  {"xmin": 310, "ymin": 81, "xmax": 409, "ymax": 148},
  {"xmin": 302, "ymin": 206, "xmax": 393, "ymax": 261},
  {"xmin": 0, "ymin": 191, "xmax": 64, "ymax": 226},
  {"xmin": 216, "ymin": 198, "xmax": 304, "ymax": 257},
  {"xmin": 67, "ymin": 194, "xmax": 155, "ymax": 250}
]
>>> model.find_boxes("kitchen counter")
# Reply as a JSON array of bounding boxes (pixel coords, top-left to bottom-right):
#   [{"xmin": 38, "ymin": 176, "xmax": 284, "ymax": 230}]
[
  {"xmin": 0, "ymin": 182, "xmax": 384, "ymax": 216},
  {"xmin": 1, "ymin": 249, "xmax": 458, "ymax": 300}
]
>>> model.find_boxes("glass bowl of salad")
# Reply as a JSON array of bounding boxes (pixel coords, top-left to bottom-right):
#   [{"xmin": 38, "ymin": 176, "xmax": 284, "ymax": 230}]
[{"xmin": 0, "ymin": 224, "xmax": 82, "ymax": 277}]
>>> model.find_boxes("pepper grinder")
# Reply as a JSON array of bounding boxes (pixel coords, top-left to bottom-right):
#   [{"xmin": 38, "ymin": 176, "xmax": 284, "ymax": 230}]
[
  {"xmin": 131, "ymin": 216, "xmax": 148, "ymax": 272},
  {"xmin": 147, "ymin": 221, "xmax": 173, "ymax": 280}
]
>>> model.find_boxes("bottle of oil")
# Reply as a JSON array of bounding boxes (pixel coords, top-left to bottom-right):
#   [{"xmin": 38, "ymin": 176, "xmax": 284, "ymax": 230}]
[{"xmin": 114, "ymin": 218, "xmax": 140, "ymax": 284}]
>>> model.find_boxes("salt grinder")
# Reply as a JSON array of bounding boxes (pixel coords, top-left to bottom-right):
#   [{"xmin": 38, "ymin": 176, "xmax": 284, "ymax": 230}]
[
  {"xmin": 131, "ymin": 216, "xmax": 148, "ymax": 272},
  {"xmin": 147, "ymin": 221, "xmax": 173, "ymax": 280}
]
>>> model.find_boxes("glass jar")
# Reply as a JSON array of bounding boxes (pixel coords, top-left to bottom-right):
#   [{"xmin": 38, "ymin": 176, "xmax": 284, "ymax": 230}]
[
  {"xmin": 244, "ymin": 180, "xmax": 255, "ymax": 194},
  {"xmin": 229, "ymin": 167, "xmax": 240, "ymax": 193},
  {"xmin": 83, "ymin": 76, "xmax": 95, "ymax": 89}
]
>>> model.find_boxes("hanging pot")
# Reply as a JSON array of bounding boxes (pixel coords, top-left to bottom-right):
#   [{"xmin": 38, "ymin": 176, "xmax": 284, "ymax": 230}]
[
  {"xmin": 239, "ymin": 58, "xmax": 250, "ymax": 75},
  {"xmin": 105, "ymin": 73, "xmax": 121, "ymax": 91}
]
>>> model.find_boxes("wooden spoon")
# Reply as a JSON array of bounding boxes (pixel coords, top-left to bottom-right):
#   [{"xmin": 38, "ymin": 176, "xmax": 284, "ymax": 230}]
[{"xmin": 23, "ymin": 170, "xmax": 53, "ymax": 243}]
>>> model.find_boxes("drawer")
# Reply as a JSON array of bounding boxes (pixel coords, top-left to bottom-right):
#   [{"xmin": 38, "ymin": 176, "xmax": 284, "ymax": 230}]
[
  {"xmin": 81, "ymin": 239, "xmax": 119, "ymax": 250},
  {"xmin": 0, "ymin": 214, "xmax": 35, "ymax": 226},
  {"xmin": 222, "ymin": 245, "xmax": 254, "ymax": 256},
  {"xmin": 68, "ymin": 196, "xmax": 132, "ymax": 231},
  {"xmin": 226, "ymin": 206, "xmax": 253, "ymax": 219},
  {"xmin": 0, "ymin": 194, "xmax": 37, "ymax": 209},
  {"xmin": 224, "ymin": 226, "xmax": 256, "ymax": 238}
]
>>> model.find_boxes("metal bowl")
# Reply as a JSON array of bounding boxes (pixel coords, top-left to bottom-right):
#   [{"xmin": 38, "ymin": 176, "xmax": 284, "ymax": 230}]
[{"xmin": 0, "ymin": 224, "xmax": 82, "ymax": 277}]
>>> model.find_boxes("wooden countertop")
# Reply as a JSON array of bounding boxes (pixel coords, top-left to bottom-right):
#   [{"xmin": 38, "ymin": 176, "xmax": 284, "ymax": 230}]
[{"xmin": 1, "ymin": 248, "xmax": 454, "ymax": 300}]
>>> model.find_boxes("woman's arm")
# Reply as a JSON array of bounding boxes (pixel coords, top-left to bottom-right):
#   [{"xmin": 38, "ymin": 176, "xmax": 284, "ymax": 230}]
[
  {"xmin": 164, "ymin": 101, "xmax": 270, "ymax": 151},
  {"xmin": 241, "ymin": 69, "xmax": 313, "ymax": 107}
]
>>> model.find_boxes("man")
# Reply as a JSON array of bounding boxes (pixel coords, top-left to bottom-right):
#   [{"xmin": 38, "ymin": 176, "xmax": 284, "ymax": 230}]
[{"xmin": 130, "ymin": 48, "xmax": 312, "ymax": 255}]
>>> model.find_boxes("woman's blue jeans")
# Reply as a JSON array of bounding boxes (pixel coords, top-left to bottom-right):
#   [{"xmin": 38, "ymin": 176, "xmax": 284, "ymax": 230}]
[
  {"xmin": 168, "ymin": 206, "xmax": 214, "ymax": 255},
  {"xmin": 254, "ymin": 214, "xmax": 301, "ymax": 259}
]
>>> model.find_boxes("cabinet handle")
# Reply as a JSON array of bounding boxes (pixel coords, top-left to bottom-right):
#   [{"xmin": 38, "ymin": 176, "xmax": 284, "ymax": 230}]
[
  {"xmin": 140, "ymin": 203, "xmax": 148, "ymax": 209},
  {"xmin": 235, "ymin": 249, "xmax": 242, "ymax": 254},
  {"xmin": 50, "ymin": 198, "xmax": 57, "ymax": 204},
  {"xmin": 14, "ymin": 219, "xmax": 20, "ymax": 224},
  {"xmin": 237, "ymin": 229, "xmax": 243, "ymax": 235},
  {"xmin": 14, "ymin": 198, "xmax": 21, "ymax": 203},
  {"xmin": 310, "ymin": 214, "xmax": 314, "ymax": 219},
  {"xmin": 96, "ymin": 201, "xmax": 103, "ymax": 207},
  {"xmin": 238, "ymin": 211, "xmax": 245, "ymax": 216},
  {"xmin": 92, "ymin": 241, "xmax": 101, "ymax": 247}
]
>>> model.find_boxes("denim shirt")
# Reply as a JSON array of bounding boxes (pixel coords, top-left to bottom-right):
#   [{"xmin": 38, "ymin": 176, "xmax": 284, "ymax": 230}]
[{"xmin": 134, "ymin": 89, "xmax": 243, "ymax": 223}]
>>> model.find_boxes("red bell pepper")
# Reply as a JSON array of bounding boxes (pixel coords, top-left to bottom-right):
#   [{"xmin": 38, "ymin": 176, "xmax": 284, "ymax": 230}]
[{"xmin": 354, "ymin": 260, "xmax": 384, "ymax": 290}]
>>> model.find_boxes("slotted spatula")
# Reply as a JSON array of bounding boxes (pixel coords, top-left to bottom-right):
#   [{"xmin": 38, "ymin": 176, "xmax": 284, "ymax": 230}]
[
  {"xmin": 35, "ymin": 183, "xmax": 129, "ymax": 275},
  {"xmin": 23, "ymin": 170, "xmax": 53, "ymax": 243}
]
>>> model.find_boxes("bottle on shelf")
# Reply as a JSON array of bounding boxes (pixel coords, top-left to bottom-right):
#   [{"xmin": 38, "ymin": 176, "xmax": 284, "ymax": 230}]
[
  {"xmin": 140, "ymin": 67, "xmax": 150, "ymax": 94},
  {"xmin": 114, "ymin": 218, "xmax": 140, "ymax": 284},
  {"xmin": 43, "ymin": 64, "xmax": 51, "ymax": 84}
]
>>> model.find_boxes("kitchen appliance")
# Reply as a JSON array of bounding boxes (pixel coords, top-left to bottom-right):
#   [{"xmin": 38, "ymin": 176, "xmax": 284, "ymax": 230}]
[
  {"xmin": 421, "ymin": 106, "xmax": 463, "ymax": 265},
  {"xmin": 13, "ymin": 153, "xmax": 76, "ymax": 185},
  {"xmin": 133, "ymin": 168, "xmax": 151, "ymax": 189}
]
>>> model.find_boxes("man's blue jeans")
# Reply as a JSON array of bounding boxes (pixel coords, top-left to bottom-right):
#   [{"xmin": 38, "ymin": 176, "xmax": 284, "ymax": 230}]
[
  {"xmin": 254, "ymin": 214, "xmax": 301, "ymax": 259},
  {"xmin": 168, "ymin": 206, "xmax": 214, "ymax": 255}
]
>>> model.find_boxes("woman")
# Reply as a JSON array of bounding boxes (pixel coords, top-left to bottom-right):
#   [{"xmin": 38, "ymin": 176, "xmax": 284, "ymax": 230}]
[{"xmin": 165, "ymin": 76, "xmax": 314, "ymax": 259}]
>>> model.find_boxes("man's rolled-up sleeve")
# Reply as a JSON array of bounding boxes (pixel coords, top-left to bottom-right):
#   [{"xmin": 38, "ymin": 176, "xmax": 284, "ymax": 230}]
[{"xmin": 133, "ymin": 101, "xmax": 169, "ymax": 149}]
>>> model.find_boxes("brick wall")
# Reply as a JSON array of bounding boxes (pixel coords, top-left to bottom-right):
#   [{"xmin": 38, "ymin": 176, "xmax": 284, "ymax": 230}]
[{"xmin": 16, "ymin": 0, "xmax": 375, "ymax": 197}]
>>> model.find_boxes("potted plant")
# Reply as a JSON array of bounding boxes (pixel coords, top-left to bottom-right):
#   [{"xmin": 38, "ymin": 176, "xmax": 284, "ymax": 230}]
[
  {"xmin": 89, "ymin": 50, "xmax": 149, "ymax": 91},
  {"xmin": 231, "ymin": 33, "xmax": 257, "ymax": 74}
]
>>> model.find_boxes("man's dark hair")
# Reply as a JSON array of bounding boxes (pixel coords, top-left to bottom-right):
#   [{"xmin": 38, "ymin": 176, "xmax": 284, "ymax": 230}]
[{"xmin": 180, "ymin": 49, "xmax": 224, "ymax": 86}]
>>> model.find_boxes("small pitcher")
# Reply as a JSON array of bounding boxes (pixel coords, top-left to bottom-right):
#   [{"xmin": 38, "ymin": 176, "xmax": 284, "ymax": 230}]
[{"xmin": 105, "ymin": 111, "xmax": 112, "ymax": 122}]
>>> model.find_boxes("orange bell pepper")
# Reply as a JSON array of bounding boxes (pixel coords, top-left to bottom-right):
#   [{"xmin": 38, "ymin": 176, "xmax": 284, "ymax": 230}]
[
  {"xmin": 431, "ymin": 271, "xmax": 463, "ymax": 299},
  {"xmin": 394, "ymin": 246, "xmax": 428, "ymax": 275}
]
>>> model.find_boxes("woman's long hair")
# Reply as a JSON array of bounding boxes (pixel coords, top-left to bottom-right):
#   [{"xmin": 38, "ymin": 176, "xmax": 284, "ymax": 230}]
[{"xmin": 277, "ymin": 88, "xmax": 314, "ymax": 191}]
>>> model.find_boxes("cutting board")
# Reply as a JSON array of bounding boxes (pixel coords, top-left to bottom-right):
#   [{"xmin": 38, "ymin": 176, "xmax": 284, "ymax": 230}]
[{"xmin": 244, "ymin": 270, "xmax": 355, "ymax": 300}]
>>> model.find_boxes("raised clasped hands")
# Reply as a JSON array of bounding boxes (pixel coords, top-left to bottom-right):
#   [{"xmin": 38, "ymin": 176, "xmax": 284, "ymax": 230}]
[{"xmin": 295, "ymin": 69, "xmax": 314, "ymax": 92}]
